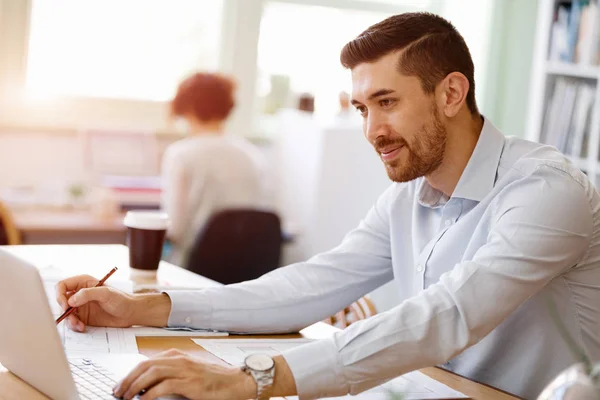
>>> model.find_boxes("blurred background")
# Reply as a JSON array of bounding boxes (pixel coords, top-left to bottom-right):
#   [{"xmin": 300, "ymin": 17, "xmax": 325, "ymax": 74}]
[{"xmin": 0, "ymin": 0, "xmax": 597, "ymax": 311}]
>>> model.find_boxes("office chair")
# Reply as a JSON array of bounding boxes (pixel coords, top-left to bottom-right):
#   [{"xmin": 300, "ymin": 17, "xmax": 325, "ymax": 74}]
[
  {"xmin": 0, "ymin": 201, "xmax": 21, "ymax": 245},
  {"xmin": 184, "ymin": 209, "xmax": 283, "ymax": 285}
]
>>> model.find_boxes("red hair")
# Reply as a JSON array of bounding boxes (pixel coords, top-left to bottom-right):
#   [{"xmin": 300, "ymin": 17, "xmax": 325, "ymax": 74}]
[{"xmin": 171, "ymin": 73, "xmax": 236, "ymax": 122}]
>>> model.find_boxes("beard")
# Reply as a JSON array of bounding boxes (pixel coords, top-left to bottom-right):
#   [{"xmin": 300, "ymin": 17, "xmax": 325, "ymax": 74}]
[{"xmin": 375, "ymin": 107, "xmax": 447, "ymax": 183}]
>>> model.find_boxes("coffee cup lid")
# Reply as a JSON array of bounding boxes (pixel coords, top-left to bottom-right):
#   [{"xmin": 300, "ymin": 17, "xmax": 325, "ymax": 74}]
[{"xmin": 124, "ymin": 211, "xmax": 170, "ymax": 230}]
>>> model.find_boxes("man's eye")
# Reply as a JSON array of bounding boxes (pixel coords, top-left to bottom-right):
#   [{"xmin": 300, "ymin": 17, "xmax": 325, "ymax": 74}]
[
  {"xmin": 379, "ymin": 99, "xmax": 395, "ymax": 108},
  {"xmin": 355, "ymin": 106, "xmax": 367, "ymax": 116}
]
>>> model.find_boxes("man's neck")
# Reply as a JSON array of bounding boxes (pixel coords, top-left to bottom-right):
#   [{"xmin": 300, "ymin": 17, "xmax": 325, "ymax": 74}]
[{"xmin": 425, "ymin": 114, "xmax": 484, "ymax": 197}]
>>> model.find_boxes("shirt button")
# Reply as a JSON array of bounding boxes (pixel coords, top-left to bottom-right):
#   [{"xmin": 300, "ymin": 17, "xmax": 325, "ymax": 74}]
[
  {"xmin": 416, "ymin": 264, "xmax": 424, "ymax": 272},
  {"xmin": 184, "ymin": 317, "xmax": 192, "ymax": 324},
  {"xmin": 445, "ymin": 219, "xmax": 452, "ymax": 227}
]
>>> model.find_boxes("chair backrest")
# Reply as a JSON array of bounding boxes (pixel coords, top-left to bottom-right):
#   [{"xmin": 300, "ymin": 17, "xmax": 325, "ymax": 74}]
[
  {"xmin": 184, "ymin": 209, "xmax": 282, "ymax": 285},
  {"xmin": 0, "ymin": 201, "xmax": 21, "ymax": 245},
  {"xmin": 325, "ymin": 296, "xmax": 377, "ymax": 329}
]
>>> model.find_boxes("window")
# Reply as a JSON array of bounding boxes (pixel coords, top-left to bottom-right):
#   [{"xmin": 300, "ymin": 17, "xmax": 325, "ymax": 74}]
[
  {"xmin": 255, "ymin": 1, "xmax": 434, "ymax": 120},
  {"xmin": 26, "ymin": 0, "xmax": 223, "ymax": 101},
  {"xmin": 0, "ymin": 0, "xmax": 493, "ymax": 135},
  {"xmin": 256, "ymin": 2, "xmax": 392, "ymax": 117},
  {"xmin": 369, "ymin": 0, "xmax": 431, "ymax": 5}
]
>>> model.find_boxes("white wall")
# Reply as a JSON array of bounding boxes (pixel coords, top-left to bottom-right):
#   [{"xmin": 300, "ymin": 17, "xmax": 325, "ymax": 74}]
[
  {"xmin": 441, "ymin": 0, "xmax": 497, "ymax": 116},
  {"xmin": 492, "ymin": 0, "xmax": 539, "ymax": 137}
]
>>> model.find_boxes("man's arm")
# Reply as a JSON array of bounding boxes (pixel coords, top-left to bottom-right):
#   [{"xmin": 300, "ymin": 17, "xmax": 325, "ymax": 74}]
[
  {"xmin": 279, "ymin": 166, "xmax": 593, "ymax": 399},
  {"xmin": 131, "ymin": 293, "xmax": 172, "ymax": 327}
]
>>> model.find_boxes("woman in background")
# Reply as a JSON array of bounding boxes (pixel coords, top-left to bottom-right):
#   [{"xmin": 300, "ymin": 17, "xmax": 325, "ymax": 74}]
[{"xmin": 162, "ymin": 72, "xmax": 268, "ymax": 267}]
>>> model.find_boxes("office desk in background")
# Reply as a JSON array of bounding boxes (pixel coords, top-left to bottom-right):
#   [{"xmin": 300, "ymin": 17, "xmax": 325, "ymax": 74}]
[
  {"xmin": 13, "ymin": 209, "xmax": 298, "ymax": 246},
  {"xmin": 13, "ymin": 209, "xmax": 127, "ymax": 244},
  {"xmin": 0, "ymin": 245, "xmax": 519, "ymax": 399}
]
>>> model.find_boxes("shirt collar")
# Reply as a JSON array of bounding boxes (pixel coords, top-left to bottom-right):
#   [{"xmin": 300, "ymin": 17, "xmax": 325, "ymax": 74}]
[{"xmin": 418, "ymin": 117, "xmax": 505, "ymax": 207}]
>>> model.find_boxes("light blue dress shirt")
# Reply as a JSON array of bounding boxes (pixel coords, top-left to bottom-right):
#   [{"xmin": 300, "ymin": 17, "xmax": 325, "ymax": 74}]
[{"xmin": 166, "ymin": 119, "xmax": 600, "ymax": 400}]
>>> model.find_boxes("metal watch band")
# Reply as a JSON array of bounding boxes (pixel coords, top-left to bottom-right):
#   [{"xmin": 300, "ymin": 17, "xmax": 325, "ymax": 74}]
[
  {"xmin": 254, "ymin": 368, "xmax": 274, "ymax": 400},
  {"xmin": 242, "ymin": 364, "xmax": 275, "ymax": 400}
]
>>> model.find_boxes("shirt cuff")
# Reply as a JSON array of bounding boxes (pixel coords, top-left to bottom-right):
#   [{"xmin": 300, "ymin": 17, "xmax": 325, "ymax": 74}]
[
  {"xmin": 164, "ymin": 290, "xmax": 213, "ymax": 328},
  {"xmin": 281, "ymin": 337, "xmax": 348, "ymax": 400}
]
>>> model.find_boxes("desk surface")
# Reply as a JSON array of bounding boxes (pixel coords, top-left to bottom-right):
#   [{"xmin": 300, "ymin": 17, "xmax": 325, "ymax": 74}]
[
  {"xmin": 13, "ymin": 209, "xmax": 126, "ymax": 233},
  {"xmin": 0, "ymin": 245, "xmax": 519, "ymax": 399},
  {"xmin": 13, "ymin": 209, "xmax": 127, "ymax": 244}
]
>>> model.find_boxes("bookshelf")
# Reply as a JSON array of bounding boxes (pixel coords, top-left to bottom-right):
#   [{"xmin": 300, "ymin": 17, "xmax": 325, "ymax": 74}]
[
  {"xmin": 546, "ymin": 61, "xmax": 600, "ymax": 78},
  {"xmin": 527, "ymin": 0, "xmax": 600, "ymax": 184}
]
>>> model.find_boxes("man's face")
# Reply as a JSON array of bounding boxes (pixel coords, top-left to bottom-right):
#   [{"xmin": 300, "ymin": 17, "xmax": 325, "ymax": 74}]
[{"xmin": 351, "ymin": 52, "xmax": 447, "ymax": 183}]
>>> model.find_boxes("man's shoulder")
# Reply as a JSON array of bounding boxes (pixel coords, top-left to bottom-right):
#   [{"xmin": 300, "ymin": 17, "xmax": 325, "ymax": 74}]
[
  {"xmin": 492, "ymin": 138, "xmax": 598, "ymax": 224},
  {"xmin": 499, "ymin": 137, "xmax": 589, "ymax": 188}
]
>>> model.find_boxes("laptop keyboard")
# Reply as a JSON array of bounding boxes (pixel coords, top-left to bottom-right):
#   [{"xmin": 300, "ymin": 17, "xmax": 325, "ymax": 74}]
[{"xmin": 68, "ymin": 358, "xmax": 118, "ymax": 400}]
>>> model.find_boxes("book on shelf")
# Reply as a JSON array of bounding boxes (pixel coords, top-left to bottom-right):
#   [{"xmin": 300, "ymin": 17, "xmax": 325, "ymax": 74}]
[
  {"xmin": 542, "ymin": 77, "xmax": 596, "ymax": 157},
  {"xmin": 569, "ymin": 83, "xmax": 595, "ymax": 157},
  {"xmin": 567, "ymin": 0, "xmax": 582, "ymax": 62},
  {"xmin": 577, "ymin": 0, "xmax": 600, "ymax": 64},
  {"xmin": 550, "ymin": 0, "xmax": 600, "ymax": 65},
  {"xmin": 100, "ymin": 175, "xmax": 162, "ymax": 210}
]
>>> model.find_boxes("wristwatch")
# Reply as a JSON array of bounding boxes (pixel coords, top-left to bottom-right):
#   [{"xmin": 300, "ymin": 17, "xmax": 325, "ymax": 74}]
[{"xmin": 241, "ymin": 353, "xmax": 275, "ymax": 400}]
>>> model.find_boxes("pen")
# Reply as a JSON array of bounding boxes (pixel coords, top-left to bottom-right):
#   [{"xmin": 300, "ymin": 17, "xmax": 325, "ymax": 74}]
[{"xmin": 55, "ymin": 267, "xmax": 118, "ymax": 325}]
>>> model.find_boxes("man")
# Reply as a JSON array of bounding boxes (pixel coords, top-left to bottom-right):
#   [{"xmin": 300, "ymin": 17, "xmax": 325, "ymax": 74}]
[{"xmin": 57, "ymin": 12, "xmax": 600, "ymax": 400}]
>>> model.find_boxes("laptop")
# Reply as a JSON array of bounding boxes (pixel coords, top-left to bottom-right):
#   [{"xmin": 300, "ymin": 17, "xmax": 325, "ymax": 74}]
[{"xmin": 0, "ymin": 249, "xmax": 147, "ymax": 400}]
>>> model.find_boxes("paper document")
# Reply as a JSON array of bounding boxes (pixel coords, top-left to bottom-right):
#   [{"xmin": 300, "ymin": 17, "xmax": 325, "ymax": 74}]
[
  {"xmin": 333, "ymin": 371, "xmax": 469, "ymax": 399},
  {"xmin": 130, "ymin": 327, "xmax": 228, "ymax": 337},
  {"xmin": 193, "ymin": 338, "xmax": 312, "ymax": 365},
  {"xmin": 193, "ymin": 339, "xmax": 468, "ymax": 400},
  {"xmin": 58, "ymin": 324, "xmax": 139, "ymax": 355}
]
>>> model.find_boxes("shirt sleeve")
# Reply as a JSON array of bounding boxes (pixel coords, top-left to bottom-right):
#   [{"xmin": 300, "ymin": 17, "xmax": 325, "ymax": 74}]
[
  {"xmin": 165, "ymin": 184, "xmax": 398, "ymax": 333},
  {"xmin": 161, "ymin": 146, "xmax": 190, "ymax": 244},
  {"xmin": 281, "ymin": 165, "xmax": 593, "ymax": 399}
]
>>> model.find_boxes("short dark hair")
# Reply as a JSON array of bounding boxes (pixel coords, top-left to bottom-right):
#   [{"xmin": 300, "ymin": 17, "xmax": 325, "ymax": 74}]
[
  {"xmin": 340, "ymin": 12, "xmax": 479, "ymax": 115},
  {"xmin": 171, "ymin": 72, "xmax": 236, "ymax": 122}
]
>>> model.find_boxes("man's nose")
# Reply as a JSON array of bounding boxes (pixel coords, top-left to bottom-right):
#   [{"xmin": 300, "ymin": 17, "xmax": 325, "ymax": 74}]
[{"xmin": 365, "ymin": 112, "xmax": 389, "ymax": 143}]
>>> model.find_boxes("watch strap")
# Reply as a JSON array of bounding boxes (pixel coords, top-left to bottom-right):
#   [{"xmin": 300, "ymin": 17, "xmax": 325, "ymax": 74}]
[{"xmin": 242, "ymin": 363, "xmax": 275, "ymax": 400}]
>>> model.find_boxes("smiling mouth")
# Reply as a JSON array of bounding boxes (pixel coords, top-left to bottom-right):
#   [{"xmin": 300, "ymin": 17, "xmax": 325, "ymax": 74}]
[{"xmin": 380, "ymin": 145, "xmax": 404, "ymax": 161}]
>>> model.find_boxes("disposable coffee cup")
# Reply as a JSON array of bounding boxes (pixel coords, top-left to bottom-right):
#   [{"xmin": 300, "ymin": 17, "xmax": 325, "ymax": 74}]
[{"xmin": 123, "ymin": 211, "xmax": 169, "ymax": 278}]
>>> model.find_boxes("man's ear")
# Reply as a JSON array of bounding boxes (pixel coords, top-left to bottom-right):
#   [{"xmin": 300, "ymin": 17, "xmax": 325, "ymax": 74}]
[{"xmin": 436, "ymin": 72, "xmax": 470, "ymax": 118}]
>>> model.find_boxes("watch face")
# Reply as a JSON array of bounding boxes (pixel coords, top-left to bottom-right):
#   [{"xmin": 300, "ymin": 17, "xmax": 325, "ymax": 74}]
[{"xmin": 246, "ymin": 353, "xmax": 274, "ymax": 372}]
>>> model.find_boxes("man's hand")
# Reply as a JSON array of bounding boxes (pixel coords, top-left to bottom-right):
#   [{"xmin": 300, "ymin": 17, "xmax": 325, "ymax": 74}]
[
  {"xmin": 115, "ymin": 350, "xmax": 298, "ymax": 400},
  {"xmin": 113, "ymin": 349, "xmax": 255, "ymax": 400},
  {"xmin": 56, "ymin": 274, "xmax": 171, "ymax": 332}
]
